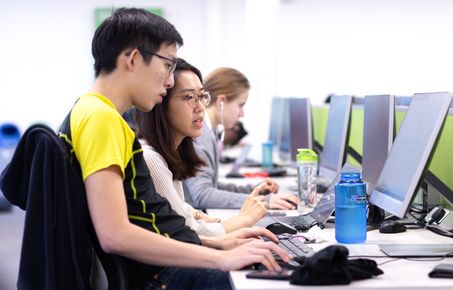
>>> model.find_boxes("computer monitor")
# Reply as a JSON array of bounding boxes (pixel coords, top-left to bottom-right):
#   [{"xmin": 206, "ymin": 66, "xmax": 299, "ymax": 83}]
[
  {"xmin": 424, "ymin": 170, "xmax": 453, "ymax": 205},
  {"xmin": 278, "ymin": 98, "xmax": 313, "ymax": 165},
  {"xmin": 369, "ymin": 92, "xmax": 453, "ymax": 218},
  {"xmin": 362, "ymin": 95, "xmax": 395, "ymax": 193},
  {"xmin": 268, "ymin": 97, "xmax": 284, "ymax": 146},
  {"xmin": 277, "ymin": 98, "xmax": 290, "ymax": 162},
  {"xmin": 318, "ymin": 95, "xmax": 352, "ymax": 181},
  {"xmin": 423, "ymin": 109, "xmax": 453, "ymax": 206}
]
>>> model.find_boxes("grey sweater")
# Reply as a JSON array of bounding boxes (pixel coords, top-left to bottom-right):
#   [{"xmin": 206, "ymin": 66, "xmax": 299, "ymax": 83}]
[{"xmin": 183, "ymin": 122, "xmax": 254, "ymax": 209}]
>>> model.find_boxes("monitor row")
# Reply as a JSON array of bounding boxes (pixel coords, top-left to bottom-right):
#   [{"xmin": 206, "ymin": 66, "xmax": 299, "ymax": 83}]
[{"xmin": 269, "ymin": 92, "xmax": 453, "ymax": 219}]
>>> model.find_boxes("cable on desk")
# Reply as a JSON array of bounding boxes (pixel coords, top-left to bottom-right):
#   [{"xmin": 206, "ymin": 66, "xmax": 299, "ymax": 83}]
[
  {"xmin": 348, "ymin": 254, "xmax": 392, "ymax": 259},
  {"xmin": 347, "ymin": 255, "xmax": 402, "ymax": 266},
  {"xmin": 350, "ymin": 252, "xmax": 453, "ymax": 266},
  {"xmin": 426, "ymin": 224, "xmax": 453, "ymax": 238},
  {"xmin": 378, "ymin": 258, "xmax": 401, "ymax": 266},
  {"xmin": 403, "ymin": 252, "xmax": 453, "ymax": 262}
]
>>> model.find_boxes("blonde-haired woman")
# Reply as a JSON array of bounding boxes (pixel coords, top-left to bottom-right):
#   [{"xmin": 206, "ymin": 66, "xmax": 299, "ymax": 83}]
[{"xmin": 183, "ymin": 67, "xmax": 299, "ymax": 210}]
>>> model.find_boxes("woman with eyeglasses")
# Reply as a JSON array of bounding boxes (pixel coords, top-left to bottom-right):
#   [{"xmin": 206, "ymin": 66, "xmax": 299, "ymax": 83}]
[
  {"xmin": 183, "ymin": 67, "xmax": 300, "ymax": 210},
  {"xmin": 135, "ymin": 59, "xmax": 269, "ymax": 236}
]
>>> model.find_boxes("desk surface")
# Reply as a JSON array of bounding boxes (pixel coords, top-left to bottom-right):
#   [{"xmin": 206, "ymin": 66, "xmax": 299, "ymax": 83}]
[
  {"xmin": 208, "ymin": 209, "xmax": 453, "ymax": 290},
  {"xmin": 216, "ymin": 157, "xmax": 453, "ymax": 289}
]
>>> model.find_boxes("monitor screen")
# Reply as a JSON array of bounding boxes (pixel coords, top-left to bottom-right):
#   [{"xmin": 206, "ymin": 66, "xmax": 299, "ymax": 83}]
[
  {"xmin": 362, "ymin": 95, "xmax": 395, "ymax": 192},
  {"xmin": 369, "ymin": 92, "xmax": 452, "ymax": 218},
  {"xmin": 277, "ymin": 98, "xmax": 313, "ymax": 165},
  {"xmin": 319, "ymin": 95, "xmax": 352, "ymax": 181},
  {"xmin": 289, "ymin": 98, "xmax": 313, "ymax": 165},
  {"xmin": 278, "ymin": 98, "xmax": 291, "ymax": 162},
  {"xmin": 268, "ymin": 97, "xmax": 284, "ymax": 146}
]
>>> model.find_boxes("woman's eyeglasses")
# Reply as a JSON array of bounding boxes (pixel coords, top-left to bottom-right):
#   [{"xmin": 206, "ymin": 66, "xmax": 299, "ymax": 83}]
[{"xmin": 182, "ymin": 92, "xmax": 211, "ymax": 108}]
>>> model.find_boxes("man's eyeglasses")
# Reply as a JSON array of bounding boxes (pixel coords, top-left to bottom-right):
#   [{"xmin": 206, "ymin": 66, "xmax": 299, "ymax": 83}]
[
  {"xmin": 137, "ymin": 47, "xmax": 178, "ymax": 76},
  {"xmin": 182, "ymin": 92, "xmax": 211, "ymax": 108}
]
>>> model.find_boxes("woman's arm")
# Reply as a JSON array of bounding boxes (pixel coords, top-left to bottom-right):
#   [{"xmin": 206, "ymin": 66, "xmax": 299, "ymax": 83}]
[
  {"xmin": 184, "ymin": 125, "xmax": 251, "ymax": 209},
  {"xmin": 141, "ymin": 144, "xmax": 225, "ymax": 236}
]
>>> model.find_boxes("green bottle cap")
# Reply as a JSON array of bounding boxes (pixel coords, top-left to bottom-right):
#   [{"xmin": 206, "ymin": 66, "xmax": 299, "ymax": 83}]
[{"xmin": 296, "ymin": 148, "xmax": 318, "ymax": 162}]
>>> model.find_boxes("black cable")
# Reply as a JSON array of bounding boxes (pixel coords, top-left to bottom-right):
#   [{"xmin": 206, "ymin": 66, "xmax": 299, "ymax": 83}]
[
  {"xmin": 403, "ymin": 251, "xmax": 453, "ymax": 262},
  {"xmin": 406, "ymin": 210, "xmax": 426, "ymax": 227},
  {"xmin": 426, "ymin": 224, "xmax": 453, "ymax": 238},
  {"xmin": 378, "ymin": 258, "xmax": 401, "ymax": 266},
  {"xmin": 348, "ymin": 255, "xmax": 392, "ymax": 259}
]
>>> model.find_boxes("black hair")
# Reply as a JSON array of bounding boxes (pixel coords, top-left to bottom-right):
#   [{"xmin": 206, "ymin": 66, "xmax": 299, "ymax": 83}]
[
  {"xmin": 92, "ymin": 8, "xmax": 183, "ymax": 77},
  {"xmin": 135, "ymin": 58, "xmax": 206, "ymax": 180}
]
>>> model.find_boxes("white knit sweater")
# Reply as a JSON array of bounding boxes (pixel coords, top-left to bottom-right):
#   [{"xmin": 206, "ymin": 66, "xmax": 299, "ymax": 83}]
[{"xmin": 139, "ymin": 140, "xmax": 225, "ymax": 237}]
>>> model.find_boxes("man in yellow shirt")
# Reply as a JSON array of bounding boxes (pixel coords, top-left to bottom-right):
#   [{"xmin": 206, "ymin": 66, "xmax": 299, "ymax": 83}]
[{"xmin": 59, "ymin": 7, "xmax": 288, "ymax": 290}]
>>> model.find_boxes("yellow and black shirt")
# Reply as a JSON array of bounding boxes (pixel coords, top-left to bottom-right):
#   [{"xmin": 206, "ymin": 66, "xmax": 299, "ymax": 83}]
[{"xmin": 59, "ymin": 93, "xmax": 201, "ymax": 286}]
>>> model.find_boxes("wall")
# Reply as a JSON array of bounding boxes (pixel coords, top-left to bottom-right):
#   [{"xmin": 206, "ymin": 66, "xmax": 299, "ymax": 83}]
[
  {"xmin": 276, "ymin": 0, "xmax": 453, "ymax": 100},
  {"xmin": 1, "ymin": 0, "xmax": 453, "ymax": 159},
  {"xmin": 0, "ymin": 0, "xmax": 209, "ymax": 132}
]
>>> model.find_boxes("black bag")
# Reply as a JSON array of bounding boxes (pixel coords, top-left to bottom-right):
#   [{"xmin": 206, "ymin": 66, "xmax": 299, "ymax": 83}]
[{"xmin": 290, "ymin": 245, "xmax": 383, "ymax": 285}]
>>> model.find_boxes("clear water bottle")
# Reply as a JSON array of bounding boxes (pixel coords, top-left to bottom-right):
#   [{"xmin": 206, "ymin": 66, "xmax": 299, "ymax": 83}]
[
  {"xmin": 296, "ymin": 148, "xmax": 318, "ymax": 209},
  {"xmin": 335, "ymin": 172, "xmax": 367, "ymax": 244}
]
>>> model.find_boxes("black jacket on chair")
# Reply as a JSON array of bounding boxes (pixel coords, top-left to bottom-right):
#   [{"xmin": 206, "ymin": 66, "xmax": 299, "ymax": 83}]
[{"xmin": 0, "ymin": 124, "xmax": 92, "ymax": 290}]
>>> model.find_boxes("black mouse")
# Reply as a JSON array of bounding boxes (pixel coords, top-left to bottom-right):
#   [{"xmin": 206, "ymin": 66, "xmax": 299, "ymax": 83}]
[
  {"xmin": 259, "ymin": 189, "xmax": 271, "ymax": 196},
  {"xmin": 379, "ymin": 220, "xmax": 407, "ymax": 234},
  {"xmin": 225, "ymin": 172, "xmax": 244, "ymax": 178},
  {"xmin": 265, "ymin": 221, "xmax": 297, "ymax": 235}
]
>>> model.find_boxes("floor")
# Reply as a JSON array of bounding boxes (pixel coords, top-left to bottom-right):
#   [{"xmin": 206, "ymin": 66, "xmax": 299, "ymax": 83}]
[{"xmin": 0, "ymin": 204, "xmax": 24, "ymax": 290}]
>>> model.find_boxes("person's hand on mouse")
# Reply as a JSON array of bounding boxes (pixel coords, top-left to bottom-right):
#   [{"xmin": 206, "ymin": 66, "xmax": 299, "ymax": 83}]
[
  {"xmin": 269, "ymin": 192, "xmax": 300, "ymax": 210},
  {"xmin": 258, "ymin": 178, "xmax": 279, "ymax": 193}
]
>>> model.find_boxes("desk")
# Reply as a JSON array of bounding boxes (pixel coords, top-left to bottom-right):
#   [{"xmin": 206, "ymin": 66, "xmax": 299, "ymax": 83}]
[
  {"xmin": 207, "ymin": 209, "xmax": 453, "ymax": 289},
  {"xmin": 219, "ymin": 162, "xmax": 299, "ymax": 194}
]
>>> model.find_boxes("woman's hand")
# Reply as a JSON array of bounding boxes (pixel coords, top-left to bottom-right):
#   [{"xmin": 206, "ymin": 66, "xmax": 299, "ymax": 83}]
[
  {"xmin": 238, "ymin": 183, "xmax": 268, "ymax": 224},
  {"xmin": 221, "ymin": 227, "xmax": 279, "ymax": 248},
  {"xmin": 201, "ymin": 226, "xmax": 280, "ymax": 250},
  {"xmin": 194, "ymin": 210, "xmax": 221, "ymax": 223},
  {"xmin": 259, "ymin": 178, "xmax": 279, "ymax": 193},
  {"xmin": 269, "ymin": 192, "xmax": 300, "ymax": 210},
  {"xmin": 200, "ymin": 214, "xmax": 221, "ymax": 223}
]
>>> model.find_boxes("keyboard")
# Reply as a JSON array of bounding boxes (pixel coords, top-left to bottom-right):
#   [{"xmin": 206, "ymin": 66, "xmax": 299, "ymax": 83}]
[
  {"xmin": 277, "ymin": 234, "xmax": 315, "ymax": 259},
  {"xmin": 264, "ymin": 234, "xmax": 315, "ymax": 259},
  {"xmin": 271, "ymin": 215, "xmax": 319, "ymax": 231}
]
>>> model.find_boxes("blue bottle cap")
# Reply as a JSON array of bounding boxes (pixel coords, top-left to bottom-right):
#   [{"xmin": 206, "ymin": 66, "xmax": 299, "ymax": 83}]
[
  {"xmin": 339, "ymin": 171, "xmax": 362, "ymax": 183},
  {"xmin": 0, "ymin": 123, "xmax": 20, "ymax": 147}
]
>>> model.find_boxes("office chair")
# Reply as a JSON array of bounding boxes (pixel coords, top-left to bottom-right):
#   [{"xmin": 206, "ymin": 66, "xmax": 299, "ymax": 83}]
[
  {"xmin": 0, "ymin": 124, "xmax": 128, "ymax": 290},
  {"xmin": 89, "ymin": 225, "xmax": 129, "ymax": 290}
]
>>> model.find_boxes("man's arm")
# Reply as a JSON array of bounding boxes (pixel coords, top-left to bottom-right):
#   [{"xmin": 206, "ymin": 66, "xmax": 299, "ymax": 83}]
[{"xmin": 85, "ymin": 165, "xmax": 288, "ymax": 271}]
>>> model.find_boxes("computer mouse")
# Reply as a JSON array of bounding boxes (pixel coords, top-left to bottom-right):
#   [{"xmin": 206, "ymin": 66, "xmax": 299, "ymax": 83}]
[
  {"xmin": 265, "ymin": 221, "xmax": 297, "ymax": 235},
  {"xmin": 225, "ymin": 172, "xmax": 244, "ymax": 178},
  {"xmin": 259, "ymin": 189, "xmax": 271, "ymax": 196},
  {"xmin": 379, "ymin": 220, "xmax": 407, "ymax": 234},
  {"xmin": 316, "ymin": 183, "xmax": 328, "ymax": 193}
]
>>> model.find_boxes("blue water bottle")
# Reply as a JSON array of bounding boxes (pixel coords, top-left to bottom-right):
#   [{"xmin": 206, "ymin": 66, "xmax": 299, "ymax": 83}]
[
  {"xmin": 0, "ymin": 123, "xmax": 21, "ymax": 212},
  {"xmin": 335, "ymin": 172, "xmax": 367, "ymax": 243}
]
